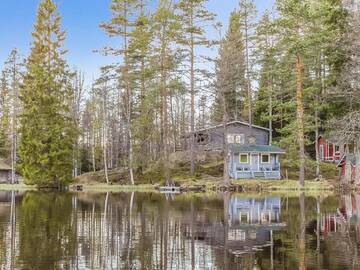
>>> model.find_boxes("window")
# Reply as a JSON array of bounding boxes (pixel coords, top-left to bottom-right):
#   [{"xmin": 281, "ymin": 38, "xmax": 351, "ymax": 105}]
[
  {"xmin": 239, "ymin": 154, "xmax": 249, "ymax": 163},
  {"xmin": 196, "ymin": 133, "xmax": 209, "ymax": 145},
  {"xmin": 227, "ymin": 134, "xmax": 234, "ymax": 143},
  {"xmin": 335, "ymin": 145, "xmax": 340, "ymax": 152},
  {"xmin": 235, "ymin": 134, "xmax": 245, "ymax": 144},
  {"xmin": 261, "ymin": 154, "xmax": 270, "ymax": 163},
  {"xmin": 319, "ymin": 145, "xmax": 324, "ymax": 159}
]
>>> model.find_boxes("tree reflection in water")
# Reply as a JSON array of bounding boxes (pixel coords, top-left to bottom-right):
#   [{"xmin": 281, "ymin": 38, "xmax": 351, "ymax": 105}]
[{"xmin": 1, "ymin": 191, "xmax": 360, "ymax": 269}]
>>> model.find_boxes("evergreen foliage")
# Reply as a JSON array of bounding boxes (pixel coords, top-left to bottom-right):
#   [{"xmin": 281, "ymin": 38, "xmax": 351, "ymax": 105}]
[
  {"xmin": 18, "ymin": 0, "xmax": 76, "ymax": 187},
  {"xmin": 213, "ymin": 11, "xmax": 246, "ymax": 123}
]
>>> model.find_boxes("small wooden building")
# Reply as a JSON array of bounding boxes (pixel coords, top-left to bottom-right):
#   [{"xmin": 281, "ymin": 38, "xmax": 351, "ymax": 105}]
[
  {"xmin": 0, "ymin": 160, "xmax": 11, "ymax": 183},
  {"xmin": 317, "ymin": 135, "xmax": 353, "ymax": 163},
  {"xmin": 228, "ymin": 144, "xmax": 285, "ymax": 179},
  {"xmin": 183, "ymin": 121, "xmax": 270, "ymax": 151}
]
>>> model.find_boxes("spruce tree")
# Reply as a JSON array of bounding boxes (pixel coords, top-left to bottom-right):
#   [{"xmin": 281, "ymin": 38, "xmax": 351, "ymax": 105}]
[
  {"xmin": 212, "ymin": 11, "xmax": 246, "ymax": 123},
  {"xmin": 238, "ymin": 0, "xmax": 257, "ymax": 127},
  {"xmin": 19, "ymin": 0, "xmax": 76, "ymax": 187}
]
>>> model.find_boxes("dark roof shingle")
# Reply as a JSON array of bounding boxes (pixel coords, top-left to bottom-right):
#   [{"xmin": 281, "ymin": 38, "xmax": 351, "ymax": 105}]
[{"xmin": 229, "ymin": 144, "xmax": 285, "ymax": 154}]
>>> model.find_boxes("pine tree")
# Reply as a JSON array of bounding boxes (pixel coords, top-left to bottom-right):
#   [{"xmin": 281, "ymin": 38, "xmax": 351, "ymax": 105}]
[
  {"xmin": 100, "ymin": 0, "xmax": 145, "ymax": 185},
  {"xmin": 19, "ymin": 0, "xmax": 76, "ymax": 187},
  {"xmin": 2, "ymin": 49, "xmax": 22, "ymax": 183},
  {"xmin": 128, "ymin": 0, "xmax": 155, "ymax": 172},
  {"xmin": 0, "ymin": 69, "xmax": 10, "ymax": 159},
  {"xmin": 253, "ymin": 11, "xmax": 278, "ymax": 144},
  {"xmin": 269, "ymin": 0, "xmax": 348, "ymax": 183},
  {"xmin": 238, "ymin": 0, "xmax": 257, "ymax": 127},
  {"xmin": 177, "ymin": 0, "xmax": 215, "ymax": 175}
]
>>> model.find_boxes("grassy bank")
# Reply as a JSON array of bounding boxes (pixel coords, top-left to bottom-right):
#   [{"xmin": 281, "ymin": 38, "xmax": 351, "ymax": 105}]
[
  {"xmin": 72, "ymin": 184, "xmax": 155, "ymax": 192},
  {"xmin": 229, "ymin": 179, "xmax": 335, "ymax": 191},
  {"xmin": 0, "ymin": 183, "xmax": 36, "ymax": 191},
  {"xmin": 0, "ymin": 179, "xmax": 335, "ymax": 193}
]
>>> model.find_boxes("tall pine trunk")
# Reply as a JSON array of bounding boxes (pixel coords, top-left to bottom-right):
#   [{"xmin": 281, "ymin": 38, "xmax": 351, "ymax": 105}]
[{"xmin": 296, "ymin": 53, "xmax": 305, "ymax": 186}]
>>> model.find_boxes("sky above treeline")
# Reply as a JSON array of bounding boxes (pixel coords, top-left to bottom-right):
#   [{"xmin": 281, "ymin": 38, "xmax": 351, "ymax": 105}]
[{"xmin": 0, "ymin": 0, "xmax": 274, "ymax": 85}]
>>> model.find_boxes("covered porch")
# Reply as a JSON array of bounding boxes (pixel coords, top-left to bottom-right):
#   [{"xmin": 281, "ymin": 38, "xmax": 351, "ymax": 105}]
[{"xmin": 228, "ymin": 144, "xmax": 285, "ymax": 180}]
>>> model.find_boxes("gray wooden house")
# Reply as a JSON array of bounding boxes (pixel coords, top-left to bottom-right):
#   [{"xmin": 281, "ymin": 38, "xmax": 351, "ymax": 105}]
[
  {"xmin": 184, "ymin": 121, "xmax": 285, "ymax": 179},
  {"xmin": 184, "ymin": 121, "xmax": 270, "ymax": 151},
  {"xmin": 0, "ymin": 160, "xmax": 11, "ymax": 183}
]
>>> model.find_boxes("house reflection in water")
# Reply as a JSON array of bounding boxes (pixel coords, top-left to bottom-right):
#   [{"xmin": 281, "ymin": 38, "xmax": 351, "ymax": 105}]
[
  {"xmin": 222, "ymin": 195, "xmax": 286, "ymax": 268},
  {"xmin": 226, "ymin": 196, "xmax": 286, "ymax": 267},
  {"xmin": 317, "ymin": 194, "xmax": 360, "ymax": 238},
  {"xmin": 308, "ymin": 194, "xmax": 360, "ymax": 268}
]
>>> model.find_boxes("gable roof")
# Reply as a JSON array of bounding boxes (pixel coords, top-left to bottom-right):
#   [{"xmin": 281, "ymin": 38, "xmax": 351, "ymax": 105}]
[
  {"xmin": 0, "ymin": 160, "xmax": 11, "ymax": 171},
  {"xmin": 194, "ymin": 121, "xmax": 270, "ymax": 134},
  {"xmin": 229, "ymin": 144, "xmax": 285, "ymax": 154},
  {"xmin": 337, "ymin": 154, "xmax": 357, "ymax": 167}
]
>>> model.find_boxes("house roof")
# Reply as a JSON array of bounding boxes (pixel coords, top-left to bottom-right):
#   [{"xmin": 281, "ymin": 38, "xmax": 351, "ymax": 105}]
[
  {"xmin": 0, "ymin": 160, "xmax": 11, "ymax": 171},
  {"xmin": 229, "ymin": 144, "xmax": 285, "ymax": 154},
  {"xmin": 193, "ymin": 121, "xmax": 270, "ymax": 134},
  {"xmin": 337, "ymin": 154, "xmax": 357, "ymax": 167}
]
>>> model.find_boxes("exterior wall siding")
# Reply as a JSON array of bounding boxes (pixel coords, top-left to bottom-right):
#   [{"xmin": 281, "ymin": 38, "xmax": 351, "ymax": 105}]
[
  {"xmin": 186, "ymin": 123, "xmax": 269, "ymax": 151},
  {"xmin": 230, "ymin": 153, "xmax": 278, "ymax": 172},
  {"xmin": 229, "ymin": 153, "xmax": 281, "ymax": 179},
  {"xmin": 0, "ymin": 171, "xmax": 10, "ymax": 183}
]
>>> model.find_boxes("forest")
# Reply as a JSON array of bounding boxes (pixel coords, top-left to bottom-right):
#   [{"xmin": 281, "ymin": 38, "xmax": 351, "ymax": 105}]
[{"xmin": 0, "ymin": 0, "xmax": 359, "ymax": 187}]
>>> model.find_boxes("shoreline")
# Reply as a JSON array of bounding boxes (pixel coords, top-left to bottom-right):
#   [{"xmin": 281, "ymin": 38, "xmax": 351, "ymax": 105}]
[{"xmin": 0, "ymin": 179, "xmax": 337, "ymax": 193}]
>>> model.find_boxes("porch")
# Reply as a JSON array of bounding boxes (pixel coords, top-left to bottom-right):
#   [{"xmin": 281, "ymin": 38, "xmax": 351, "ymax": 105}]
[{"xmin": 228, "ymin": 144, "xmax": 285, "ymax": 180}]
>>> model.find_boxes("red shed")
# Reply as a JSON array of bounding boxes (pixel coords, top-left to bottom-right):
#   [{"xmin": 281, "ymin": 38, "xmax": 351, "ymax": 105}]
[{"xmin": 317, "ymin": 135, "xmax": 344, "ymax": 163}]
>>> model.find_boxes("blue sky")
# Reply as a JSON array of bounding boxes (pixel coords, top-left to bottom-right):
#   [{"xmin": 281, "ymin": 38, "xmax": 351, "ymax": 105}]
[{"xmin": 0, "ymin": 0, "xmax": 274, "ymax": 84}]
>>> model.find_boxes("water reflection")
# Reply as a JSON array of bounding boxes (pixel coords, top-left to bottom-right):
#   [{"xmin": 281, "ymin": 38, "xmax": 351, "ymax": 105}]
[{"xmin": 0, "ymin": 191, "xmax": 359, "ymax": 269}]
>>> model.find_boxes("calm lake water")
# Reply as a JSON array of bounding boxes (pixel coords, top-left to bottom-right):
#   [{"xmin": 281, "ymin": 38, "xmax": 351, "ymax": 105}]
[{"xmin": 0, "ymin": 191, "xmax": 358, "ymax": 270}]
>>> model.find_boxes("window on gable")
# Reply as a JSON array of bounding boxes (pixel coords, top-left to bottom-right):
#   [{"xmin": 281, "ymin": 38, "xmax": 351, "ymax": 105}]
[
  {"xmin": 196, "ymin": 133, "xmax": 209, "ymax": 145},
  {"xmin": 227, "ymin": 134, "xmax": 235, "ymax": 143},
  {"xmin": 235, "ymin": 134, "xmax": 245, "ymax": 144}
]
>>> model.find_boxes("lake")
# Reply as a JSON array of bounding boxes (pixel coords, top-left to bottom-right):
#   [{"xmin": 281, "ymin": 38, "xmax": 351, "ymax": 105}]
[{"xmin": 0, "ymin": 191, "xmax": 358, "ymax": 269}]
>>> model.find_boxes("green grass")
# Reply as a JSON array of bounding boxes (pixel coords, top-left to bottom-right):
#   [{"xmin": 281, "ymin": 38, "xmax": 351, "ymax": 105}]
[
  {"xmin": 230, "ymin": 179, "xmax": 334, "ymax": 190},
  {"xmin": 72, "ymin": 184, "xmax": 156, "ymax": 192},
  {"xmin": 0, "ymin": 183, "xmax": 36, "ymax": 191}
]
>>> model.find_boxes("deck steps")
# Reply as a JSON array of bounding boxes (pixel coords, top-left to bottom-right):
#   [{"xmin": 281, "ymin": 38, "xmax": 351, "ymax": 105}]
[{"xmin": 235, "ymin": 170, "xmax": 281, "ymax": 180}]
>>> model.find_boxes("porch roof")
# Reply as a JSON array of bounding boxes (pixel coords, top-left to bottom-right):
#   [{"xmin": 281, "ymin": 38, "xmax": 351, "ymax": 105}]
[{"xmin": 229, "ymin": 144, "xmax": 285, "ymax": 154}]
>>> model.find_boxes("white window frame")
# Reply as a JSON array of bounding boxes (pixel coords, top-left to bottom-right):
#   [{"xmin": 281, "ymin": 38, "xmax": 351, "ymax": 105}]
[
  {"xmin": 239, "ymin": 153, "xmax": 249, "ymax": 164},
  {"xmin": 227, "ymin": 134, "xmax": 235, "ymax": 143},
  {"xmin": 239, "ymin": 134, "xmax": 245, "ymax": 144},
  {"xmin": 319, "ymin": 145, "xmax": 324, "ymax": 159},
  {"xmin": 261, "ymin": 154, "xmax": 270, "ymax": 164}
]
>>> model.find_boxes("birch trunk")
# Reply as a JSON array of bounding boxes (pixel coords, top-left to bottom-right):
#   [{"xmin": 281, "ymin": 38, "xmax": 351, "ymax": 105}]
[{"xmin": 190, "ymin": 1, "xmax": 196, "ymax": 176}]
